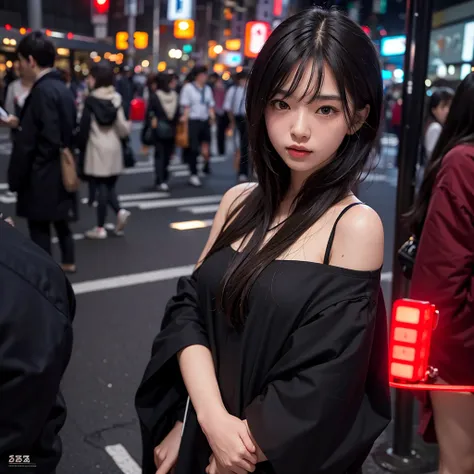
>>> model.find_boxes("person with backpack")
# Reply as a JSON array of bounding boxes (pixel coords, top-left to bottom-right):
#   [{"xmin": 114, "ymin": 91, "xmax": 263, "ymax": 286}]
[{"xmin": 78, "ymin": 60, "xmax": 132, "ymax": 240}]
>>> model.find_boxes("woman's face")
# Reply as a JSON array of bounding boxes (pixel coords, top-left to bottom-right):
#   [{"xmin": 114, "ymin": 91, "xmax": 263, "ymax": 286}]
[
  {"xmin": 432, "ymin": 100, "xmax": 451, "ymax": 125},
  {"xmin": 265, "ymin": 63, "xmax": 365, "ymax": 180},
  {"xmin": 86, "ymin": 74, "xmax": 96, "ymax": 90}
]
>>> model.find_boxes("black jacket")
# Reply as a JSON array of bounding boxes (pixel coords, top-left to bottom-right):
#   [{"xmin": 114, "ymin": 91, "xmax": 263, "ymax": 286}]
[
  {"xmin": 0, "ymin": 218, "xmax": 75, "ymax": 473},
  {"xmin": 8, "ymin": 70, "xmax": 77, "ymax": 222}
]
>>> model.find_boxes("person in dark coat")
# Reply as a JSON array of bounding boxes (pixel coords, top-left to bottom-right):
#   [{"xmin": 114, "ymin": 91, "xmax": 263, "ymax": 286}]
[
  {"xmin": 4, "ymin": 32, "xmax": 78, "ymax": 274},
  {"xmin": 0, "ymin": 216, "xmax": 76, "ymax": 473}
]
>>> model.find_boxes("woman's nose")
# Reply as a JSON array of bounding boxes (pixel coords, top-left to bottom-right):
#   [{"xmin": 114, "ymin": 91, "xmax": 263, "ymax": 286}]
[{"xmin": 290, "ymin": 110, "xmax": 310, "ymax": 142}]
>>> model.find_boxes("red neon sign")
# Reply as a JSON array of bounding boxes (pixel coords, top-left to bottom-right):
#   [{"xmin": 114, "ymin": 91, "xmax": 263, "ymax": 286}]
[
  {"xmin": 389, "ymin": 299, "xmax": 474, "ymax": 392},
  {"xmin": 273, "ymin": 0, "xmax": 283, "ymax": 17},
  {"xmin": 244, "ymin": 21, "xmax": 271, "ymax": 58}
]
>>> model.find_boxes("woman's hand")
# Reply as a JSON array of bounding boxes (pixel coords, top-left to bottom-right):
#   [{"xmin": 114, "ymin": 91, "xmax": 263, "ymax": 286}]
[
  {"xmin": 154, "ymin": 421, "xmax": 182, "ymax": 474},
  {"xmin": 200, "ymin": 409, "xmax": 257, "ymax": 473},
  {"xmin": 206, "ymin": 454, "xmax": 245, "ymax": 474},
  {"xmin": 243, "ymin": 420, "xmax": 267, "ymax": 463}
]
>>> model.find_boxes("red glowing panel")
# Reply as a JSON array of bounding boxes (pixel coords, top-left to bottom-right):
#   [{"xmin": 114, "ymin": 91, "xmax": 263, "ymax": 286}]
[
  {"xmin": 389, "ymin": 299, "xmax": 437, "ymax": 384},
  {"xmin": 244, "ymin": 21, "xmax": 271, "ymax": 58},
  {"xmin": 93, "ymin": 0, "xmax": 110, "ymax": 15},
  {"xmin": 273, "ymin": 0, "xmax": 283, "ymax": 17}
]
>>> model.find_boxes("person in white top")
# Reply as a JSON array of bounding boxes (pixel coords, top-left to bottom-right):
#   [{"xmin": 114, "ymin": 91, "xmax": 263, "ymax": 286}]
[
  {"xmin": 180, "ymin": 66, "xmax": 216, "ymax": 187},
  {"xmin": 423, "ymin": 87, "xmax": 454, "ymax": 162}
]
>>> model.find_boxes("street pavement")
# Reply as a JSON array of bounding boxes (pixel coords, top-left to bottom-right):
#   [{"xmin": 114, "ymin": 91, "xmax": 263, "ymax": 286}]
[{"xmin": 0, "ymin": 128, "xmax": 438, "ymax": 474}]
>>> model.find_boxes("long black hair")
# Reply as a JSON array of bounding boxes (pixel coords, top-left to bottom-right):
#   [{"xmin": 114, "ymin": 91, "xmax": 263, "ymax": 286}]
[
  {"xmin": 407, "ymin": 73, "xmax": 474, "ymax": 237},
  {"xmin": 206, "ymin": 7, "xmax": 383, "ymax": 330},
  {"xmin": 424, "ymin": 86, "xmax": 454, "ymax": 131}
]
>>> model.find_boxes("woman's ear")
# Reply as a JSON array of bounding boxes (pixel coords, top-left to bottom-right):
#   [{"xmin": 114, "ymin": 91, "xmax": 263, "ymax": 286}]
[{"xmin": 349, "ymin": 105, "xmax": 370, "ymax": 135}]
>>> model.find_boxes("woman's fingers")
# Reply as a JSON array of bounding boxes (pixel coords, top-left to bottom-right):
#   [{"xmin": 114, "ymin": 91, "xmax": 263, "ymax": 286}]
[{"xmin": 239, "ymin": 429, "xmax": 256, "ymax": 454}]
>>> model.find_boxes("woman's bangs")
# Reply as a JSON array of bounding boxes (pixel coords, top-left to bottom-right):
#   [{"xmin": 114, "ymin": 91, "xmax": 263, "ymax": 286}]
[{"xmin": 266, "ymin": 34, "xmax": 325, "ymax": 104}]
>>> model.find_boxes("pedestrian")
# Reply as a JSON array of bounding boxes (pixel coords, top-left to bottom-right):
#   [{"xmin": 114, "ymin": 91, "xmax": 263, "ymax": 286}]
[
  {"xmin": 406, "ymin": 72, "xmax": 474, "ymax": 474},
  {"xmin": 179, "ymin": 65, "xmax": 216, "ymax": 187},
  {"xmin": 422, "ymin": 87, "xmax": 454, "ymax": 162},
  {"xmin": 224, "ymin": 69, "xmax": 250, "ymax": 182},
  {"xmin": 4, "ymin": 32, "xmax": 78, "ymax": 274},
  {"xmin": 213, "ymin": 75, "xmax": 229, "ymax": 157},
  {"xmin": 146, "ymin": 73, "xmax": 179, "ymax": 192},
  {"xmin": 77, "ymin": 60, "xmax": 132, "ymax": 240},
  {"xmin": 0, "ymin": 215, "xmax": 75, "ymax": 473},
  {"xmin": 135, "ymin": 7, "xmax": 390, "ymax": 474}
]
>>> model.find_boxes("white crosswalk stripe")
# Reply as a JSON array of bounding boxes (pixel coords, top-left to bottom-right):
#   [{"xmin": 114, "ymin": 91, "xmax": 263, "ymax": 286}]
[{"xmin": 180, "ymin": 204, "xmax": 220, "ymax": 214}]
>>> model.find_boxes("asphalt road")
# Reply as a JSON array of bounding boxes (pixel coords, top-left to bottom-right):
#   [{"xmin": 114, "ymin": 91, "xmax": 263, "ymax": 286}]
[{"xmin": 0, "ymin": 128, "xmax": 437, "ymax": 474}]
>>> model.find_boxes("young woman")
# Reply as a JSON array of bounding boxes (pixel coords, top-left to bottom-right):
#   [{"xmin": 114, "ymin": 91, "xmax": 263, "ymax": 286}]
[
  {"xmin": 423, "ymin": 87, "xmax": 454, "ymax": 161},
  {"xmin": 146, "ymin": 73, "xmax": 180, "ymax": 192},
  {"xmin": 136, "ymin": 8, "xmax": 391, "ymax": 474},
  {"xmin": 407, "ymin": 73, "xmax": 474, "ymax": 474},
  {"xmin": 78, "ymin": 61, "xmax": 132, "ymax": 239}
]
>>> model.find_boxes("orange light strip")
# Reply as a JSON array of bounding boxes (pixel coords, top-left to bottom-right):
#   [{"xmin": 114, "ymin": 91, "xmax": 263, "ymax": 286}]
[{"xmin": 390, "ymin": 381, "xmax": 474, "ymax": 392}]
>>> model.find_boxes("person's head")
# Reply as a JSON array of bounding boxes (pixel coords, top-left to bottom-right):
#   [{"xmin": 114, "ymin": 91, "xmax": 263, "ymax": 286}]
[
  {"xmin": 192, "ymin": 65, "xmax": 208, "ymax": 87},
  {"xmin": 155, "ymin": 72, "xmax": 176, "ymax": 93},
  {"xmin": 427, "ymin": 87, "xmax": 454, "ymax": 125},
  {"xmin": 236, "ymin": 69, "xmax": 250, "ymax": 87},
  {"xmin": 16, "ymin": 31, "xmax": 56, "ymax": 80},
  {"xmin": 206, "ymin": 8, "xmax": 383, "ymax": 329},
  {"xmin": 169, "ymin": 73, "xmax": 178, "ymax": 91},
  {"xmin": 87, "ymin": 60, "xmax": 114, "ymax": 90},
  {"xmin": 209, "ymin": 72, "xmax": 219, "ymax": 85},
  {"xmin": 408, "ymin": 73, "xmax": 474, "ymax": 236},
  {"xmin": 147, "ymin": 73, "xmax": 158, "ymax": 92}
]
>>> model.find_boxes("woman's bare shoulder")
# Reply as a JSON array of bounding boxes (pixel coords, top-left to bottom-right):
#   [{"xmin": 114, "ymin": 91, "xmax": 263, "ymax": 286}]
[{"xmin": 329, "ymin": 203, "xmax": 384, "ymax": 271}]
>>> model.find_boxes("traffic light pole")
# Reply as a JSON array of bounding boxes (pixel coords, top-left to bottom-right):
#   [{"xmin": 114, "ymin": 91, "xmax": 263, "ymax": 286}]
[
  {"xmin": 152, "ymin": 0, "xmax": 161, "ymax": 72},
  {"xmin": 127, "ymin": 0, "xmax": 137, "ymax": 68},
  {"xmin": 28, "ymin": 0, "xmax": 43, "ymax": 30},
  {"xmin": 373, "ymin": 0, "xmax": 436, "ymax": 470}
]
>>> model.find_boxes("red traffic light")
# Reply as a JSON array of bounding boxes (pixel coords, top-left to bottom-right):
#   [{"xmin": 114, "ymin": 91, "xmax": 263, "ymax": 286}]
[{"xmin": 93, "ymin": 0, "xmax": 109, "ymax": 15}]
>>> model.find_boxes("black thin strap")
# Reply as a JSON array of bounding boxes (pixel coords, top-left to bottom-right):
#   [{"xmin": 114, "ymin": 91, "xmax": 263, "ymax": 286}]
[{"xmin": 323, "ymin": 202, "xmax": 363, "ymax": 265}]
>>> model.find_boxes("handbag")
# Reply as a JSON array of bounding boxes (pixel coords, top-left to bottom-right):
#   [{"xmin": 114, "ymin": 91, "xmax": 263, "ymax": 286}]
[
  {"xmin": 141, "ymin": 122, "xmax": 155, "ymax": 146},
  {"xmin": 156, "ymin": 120, "xmax": 174, "ymax": 140},
  {"xmin": 60, "ymin": 147, "xmax": 79, "ymax": 193},
  {"xmin": 122, "ymin": 140, "xmax": 136, "ymax": 168},
  {"xmin": 397, "ymin": 235, "xmax": 418, "ymax": 280},
  {"xmin": 175, "ymin": 121, "xmax": 189, "ymax": 148}
]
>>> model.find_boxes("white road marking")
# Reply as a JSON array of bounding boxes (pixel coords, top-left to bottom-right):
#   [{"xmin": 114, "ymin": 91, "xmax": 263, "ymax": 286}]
[
  {"xmin": 138, "ymin": 195, "xmax": 222, "ymax": 210},
  {"xmin": 119, "ymin": 194, "xmax": 223, "ymax": 210},
  {"xmin": 105, "ymin": 444, "xmax": 141, "ymax": 474},
  {"xmin": 180, "ymin": 204, "xmax": 220, "ymax": 214},
  {"xmin": 0, "ymin": 195, "xmax": 16, "ymax": 204},
  {"xmin": 73, "ymin": 264, "xmax": 194, "ymax": 295},
  {"xmin": 0, "ymin": 183, "xmax": 9, "ymax": 190},
  {"xmin": 173, "ymin": 169, "xmax": 190, "ymax": 177},
  {"xmin": 118, "ymin": 191, "xmax": 169, "ymax": 201}
]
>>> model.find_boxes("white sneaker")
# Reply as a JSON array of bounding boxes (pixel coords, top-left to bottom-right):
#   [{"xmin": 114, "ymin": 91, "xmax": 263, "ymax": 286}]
[
  {"xmin": 116, "ymin": 209, "xmax": 131, "ymax": 234},
  {"xmin": 85, "ymin": 227, "xmax": 107, "ymax": 239},
  {"xmin": 189, "ymin": 175, "xmax": 202, "ymax": 187},
  {"xmin": 158, "ymin": 183, "xmax": 169, "ymax": 192}
]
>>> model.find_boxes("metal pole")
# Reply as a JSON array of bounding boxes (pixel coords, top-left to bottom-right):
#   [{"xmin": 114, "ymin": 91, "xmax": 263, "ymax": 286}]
[
  {"xmin": 152, "ymin": 0, "xmax": 161, "ymax": 72},
  {"xmin": 373, "ymin": 0, "xmax": 435, "ymax": 471},
  {"xmin": 28, "ymin": 0, "xmax": 43, "ymax": 31},
  {"xmin": 127, "ymin": 0, "xmax": 137, "ymax": 68}
]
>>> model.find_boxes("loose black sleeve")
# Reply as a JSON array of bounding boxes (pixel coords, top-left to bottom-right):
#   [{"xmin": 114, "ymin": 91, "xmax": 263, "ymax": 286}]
[
  {"xmin": 135, "ymin": 273, "xmax": 209, "ymax": 474},
  {"xmin": 0, "ymin": 266, "xmax": 74, "ymax": 472},
  {"xmin": 245, "ymin": 294, "xmax": 391, "ymax": 474}
]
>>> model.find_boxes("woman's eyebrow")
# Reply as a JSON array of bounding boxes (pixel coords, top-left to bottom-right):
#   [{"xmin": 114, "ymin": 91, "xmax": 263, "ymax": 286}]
[{"xmin": 275, "ymin": 89, "xmax": 342, "ymax": 101}]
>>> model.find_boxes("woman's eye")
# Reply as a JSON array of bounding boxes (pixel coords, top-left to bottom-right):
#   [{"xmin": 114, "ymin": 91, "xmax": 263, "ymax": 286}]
[
  {"xmin": 271, "ymin": 100, "xmax": 289, "ymax": 110},
  {"xmin": 317, "ymin": 106, "xmax": 336, "ymax": 116}
]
